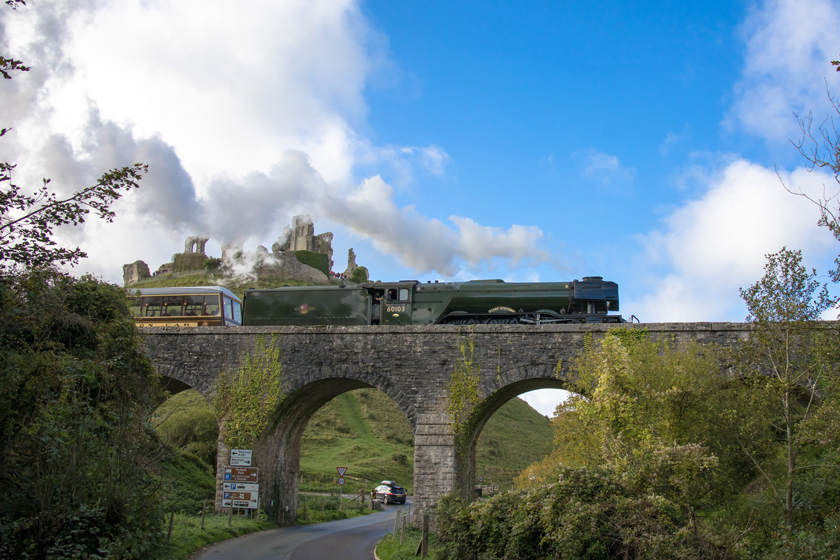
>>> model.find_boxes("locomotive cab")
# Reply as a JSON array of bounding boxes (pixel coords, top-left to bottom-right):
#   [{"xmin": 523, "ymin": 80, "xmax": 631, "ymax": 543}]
[{"xmin": 367, "ymin": 281, "xmax": 417, "ymax": 325}]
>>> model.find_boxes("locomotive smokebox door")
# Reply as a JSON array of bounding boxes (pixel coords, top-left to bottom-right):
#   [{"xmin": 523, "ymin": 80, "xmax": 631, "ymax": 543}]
[{"xmin": 380, "ymin": 283, "xmax": 414, "ymax": 325}]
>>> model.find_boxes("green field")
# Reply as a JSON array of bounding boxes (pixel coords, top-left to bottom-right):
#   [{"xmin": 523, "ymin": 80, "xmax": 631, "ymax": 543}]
[{"xmin": 155, "ymin": 387, "xmax": 554, "ymax": 498}]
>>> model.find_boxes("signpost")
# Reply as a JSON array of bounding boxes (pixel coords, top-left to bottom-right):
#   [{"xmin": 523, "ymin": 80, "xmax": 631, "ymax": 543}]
[
  {"xmin": 222, "ymin": 451, "xmax": 260, "ymax": 517},
  {"xmin": 336, "ymin": 467, "xmax": 348, "ymax": 510}
]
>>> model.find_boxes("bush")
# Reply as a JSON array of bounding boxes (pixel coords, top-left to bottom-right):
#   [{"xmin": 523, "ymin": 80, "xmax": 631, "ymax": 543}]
[
  {"xmin": 157, "ymin": 405, "xmax": 220, "ymax": 467},
  {"xmin": 294, "ymin": 250, "xmax": 330, "ymax": 277},
  {"xmin": 437, "ymin": 467, "xmax": 735, "ymax": 560},
  {"xmin": 349, "ymin": 266, "xmax": 369, "ymax": 284},
  {"xmin": 203, "ymin": 257, "xmax": 223, "ymax": 272}
]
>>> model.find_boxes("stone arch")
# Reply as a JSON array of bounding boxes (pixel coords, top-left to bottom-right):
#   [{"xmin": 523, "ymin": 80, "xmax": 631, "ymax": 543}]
[
  {"xmin": 235, "ymin": 371, "xmax": 417, "ymax": 523},
  {"xmin": 454, "ymin": 377, "xmax": 573, "ymax": 503}
]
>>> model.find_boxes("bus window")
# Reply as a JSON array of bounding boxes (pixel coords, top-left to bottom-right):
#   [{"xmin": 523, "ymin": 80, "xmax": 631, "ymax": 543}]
[
  {"xmin": 143, "ymin": 296, "xmax": 162, "ymax": 317},
  {"xmin": 224, "ymin": 297, "xmax": 234, "ymax": 320},
  {"xmin": 162, "ymin": 295, "xmax": 185, "ymax": 317},
  {"xmin": 232, "ymin": 300, "xmax": 242, "ymax": 324},
  {"xmin": 399, "ymin": 288, "xmax": 409, "ymax": 301},
  {"xmin": 204, "ymin": 296, "xmax": 221, "ymax": 316},
  {"xmin": 127, "ymin": 297, "xmax": 142, "ymax": 317},
  {"xmin": 184, "ymin": 295, "xmax": 204, "ymax": 317}
]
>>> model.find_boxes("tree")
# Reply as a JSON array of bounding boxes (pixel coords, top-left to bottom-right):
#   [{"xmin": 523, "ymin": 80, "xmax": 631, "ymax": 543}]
[
  {"xmin": 0, "ymin": 0, "xmax": 146, "ymax": 270},
  {"xmin": 0, "ymin": 269, "xmax": 165, "ymax": 558},
  {"xmin": 738, "ymin": 247, "xmax": 836, "ymax": 531},
  {"xmin": 786, "ymin": 56, "xmax": 840, "ymax": 284}
]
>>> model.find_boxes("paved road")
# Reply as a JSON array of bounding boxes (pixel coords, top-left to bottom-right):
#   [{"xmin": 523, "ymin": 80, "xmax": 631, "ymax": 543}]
[{"xmin": 193, "ymin": 501, "xmax": 412, "ymax": 560}]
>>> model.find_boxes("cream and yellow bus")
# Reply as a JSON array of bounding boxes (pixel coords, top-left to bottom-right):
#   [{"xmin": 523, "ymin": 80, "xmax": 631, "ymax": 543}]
[{"xmin": 128, "ymin": 287, "xmax": 242, "ymax": 327}]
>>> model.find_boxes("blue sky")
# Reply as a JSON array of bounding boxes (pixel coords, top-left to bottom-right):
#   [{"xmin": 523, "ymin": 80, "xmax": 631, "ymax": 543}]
[{"xmin": 3, "ymin": 0, "xmax": 840, "ymax": 414}]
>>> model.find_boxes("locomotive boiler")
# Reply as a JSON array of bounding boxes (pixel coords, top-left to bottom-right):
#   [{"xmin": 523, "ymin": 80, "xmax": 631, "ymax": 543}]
[{"xmin": 241, "ymin": 276, "xmax": 622, "ymax": 326}]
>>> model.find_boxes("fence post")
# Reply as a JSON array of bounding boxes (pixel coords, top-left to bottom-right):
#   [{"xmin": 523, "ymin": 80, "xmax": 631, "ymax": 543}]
[
  {"xmin": 201, "ymin": 499, "xmax": 207, "ymax": 530},
  {"xmin": 421, "ymin": 513, "xmax": 429, "ymax": 558},
  {"xmin": 228, "ymin": 505, "xmax": 233, "ymax": 527},
  {"xmin": 167, "ymin": 504, "xmax": 176, "ymax": 542},
  {"xmin": 393, "ymin": 508, "xmax": 400, "ymax": 538},
  {"xmin": 400, "ymin": 512, "xmax": 406, "ymax": 545}
]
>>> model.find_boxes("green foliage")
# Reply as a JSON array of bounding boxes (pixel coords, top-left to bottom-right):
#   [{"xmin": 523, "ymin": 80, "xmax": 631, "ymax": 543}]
[
  {"xmin": 294, "ymin": 250, "xmax": 330, "ymax": 277},
  {"xmin": 0, "ymin": 269, "xmax": 165, "ymax": 558},
  {"xmin": 159, "ymin": 452, "xmax": 216, "ymax": 515},
  {"xmin": 155, "ymin": 390, "xmax": 219, "ymax": 467},
  {"xmin": 549, "ymin": 333, "xmax": 727, "ymax": 497},
  {"xmin": 213, "ymin": 335, "xmax": 283, "ymax": 449},
  {"xmin": 376, "ymin": 526, "xmax": 439, "ymax": 560},
  {"xmin": 349, "ymin": 266, "xmax": 369, "ymax": 284},
  {"xmin": 445, "ymin": 334, "xmax": 480, "ymax": 439},
  {"xmin": 203, "ymin": 257, "xmax": 223, "ymax": 272},
  {"xmin": 737, "ymin": 247, "xmax": 839, "ymax": 531},
  {"xmin": 437, "ymin": 468, "xmax": 734, "ymax": 560}
]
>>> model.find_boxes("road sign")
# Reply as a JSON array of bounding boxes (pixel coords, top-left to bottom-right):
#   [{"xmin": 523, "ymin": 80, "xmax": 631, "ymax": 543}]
[
  {"xmin": 336, "ymin": 466, "xmax": 347, "ymax": 477},
  {"xmin": 478, "ymin": 476, "xmax": 484, "ymax": 483},
  {"xmin": 223, "ymin": 466, "xmax": 259, "ymax": 483},
  {"xmin": 223, "ymin": 482, "xmax": 259, "ymax": 492},
  {"xmin": 230, "ymin": 449, "xmax": 252, "ymax": 467},
  {"xmin": 222, "ymin": 497, "xmax": 259, "ymax": 509},
  {"xmin": 224, "ymin": 491, "xmax": 253, "ymax": 500},
  {"xmin": 338, "ymin": 477, "xmax": 345, "ymax": 485}
]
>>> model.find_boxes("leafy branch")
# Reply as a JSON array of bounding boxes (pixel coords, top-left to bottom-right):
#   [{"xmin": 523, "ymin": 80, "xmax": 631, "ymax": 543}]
[{"xmin": 0, "ymin": 164, "xmax": 148, "ymax": 268}]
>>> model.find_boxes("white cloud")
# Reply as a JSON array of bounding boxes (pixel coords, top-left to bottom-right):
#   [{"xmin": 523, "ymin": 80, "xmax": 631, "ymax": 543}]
[
  {"xmin": 519, "ymin": 389, "xmax": 572, "ymax": 417},
  {"xmin": 571, "ymin": 148, "xmax": 635, "ymax": 189},
  {"xmin": 728, "ymin": 0, "xmax": 840, "ymax": 142},
  {"xmin": 628, "ymin": 159, "xmax": 837, "ymax": 322},
  {"xmin": 1, "ymin": 0, "xmax": 550, "ymax": 283}
]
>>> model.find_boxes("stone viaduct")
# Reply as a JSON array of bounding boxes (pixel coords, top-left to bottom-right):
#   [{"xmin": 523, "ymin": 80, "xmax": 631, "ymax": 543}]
[{"xmin": 142, "ymin": 322, "xmax": 751, "ymax": 526}]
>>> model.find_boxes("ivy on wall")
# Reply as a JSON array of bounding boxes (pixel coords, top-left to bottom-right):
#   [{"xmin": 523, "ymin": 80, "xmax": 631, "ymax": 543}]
[
  {"xmin": 294, "ymin": 250, "xmax": 330, "ymax": 277},
  {"xmin": 445, "ymin": 332, "xmax": 480, "ymax": 438},
  {"xmin": 213, "ymin": 334, "xmax": 284, "ymax": 449}
]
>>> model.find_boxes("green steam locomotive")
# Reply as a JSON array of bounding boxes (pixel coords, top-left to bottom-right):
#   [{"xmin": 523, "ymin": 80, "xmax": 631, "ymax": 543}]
[{"xmin": 241, "ymin": 276, "xmax": 622, "ymax": 326}]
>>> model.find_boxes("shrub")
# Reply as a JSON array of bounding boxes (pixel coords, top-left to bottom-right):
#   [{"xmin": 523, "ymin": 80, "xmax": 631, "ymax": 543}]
[
  {"xmin": 349, "ymin": 266, "xmax": 369, "ymax": 283},
  {"xmin": 437, "ymin": 467, "xmax": 735, "ymax": 560}
]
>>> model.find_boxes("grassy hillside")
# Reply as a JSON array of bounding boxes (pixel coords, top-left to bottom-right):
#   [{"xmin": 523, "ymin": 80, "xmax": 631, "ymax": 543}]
[
  {"xmin": 130, "ymin": 273, "xmax": 325, "ymax": 301},
  {"xmin": 154, "ymin": 388, "xmax": 554, "ymax": 496}
]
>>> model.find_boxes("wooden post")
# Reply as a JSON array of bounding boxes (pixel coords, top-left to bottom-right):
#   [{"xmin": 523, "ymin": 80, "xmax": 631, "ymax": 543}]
[
  {"xmin": 400, "ymin": 512, "xmax": 406, "ymax": 545},
  {"xmin": 408, "ymin": 503, "xmax": 412, "ymax": 527},
  {"xmin": 228, "ymin": 506, "xmax": 233, "ymax": 527},
  {"xmin": 393, "ymin": 509, "xmax": 400, "ymax": 538},
  {"xmin": 167, "ymin": 504, "xmax": 176, "ymax": 541},
  {"xmin": 201, "ymin": 500, "xmax": 207, "ymax": 530},
  {"xmin": 421, "ymin": 513, "xmax": 429, "ymax": 558}
]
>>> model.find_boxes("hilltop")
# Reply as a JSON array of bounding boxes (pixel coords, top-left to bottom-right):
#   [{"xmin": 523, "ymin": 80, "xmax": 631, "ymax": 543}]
[{"xmin": 123, "ymin": 215, "xmax": 370, "ymax": 298}]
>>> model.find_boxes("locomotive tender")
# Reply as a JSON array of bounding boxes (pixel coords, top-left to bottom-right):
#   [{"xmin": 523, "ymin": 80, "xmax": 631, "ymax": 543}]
[{"xmin": 242, "ymin": 276, "xmax": 622, "ymax": 326}]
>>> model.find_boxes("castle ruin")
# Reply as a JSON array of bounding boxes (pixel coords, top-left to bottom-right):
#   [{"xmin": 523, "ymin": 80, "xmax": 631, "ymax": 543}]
[{"xmin": 123, "ymin": 215, "xmax": 355, "ymax": 286}]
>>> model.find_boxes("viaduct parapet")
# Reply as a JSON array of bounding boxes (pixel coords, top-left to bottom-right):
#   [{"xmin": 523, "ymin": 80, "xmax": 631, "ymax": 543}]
[{"xmin": 142, "ymin": 322, "xmax": 751, "ymax": 527}]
